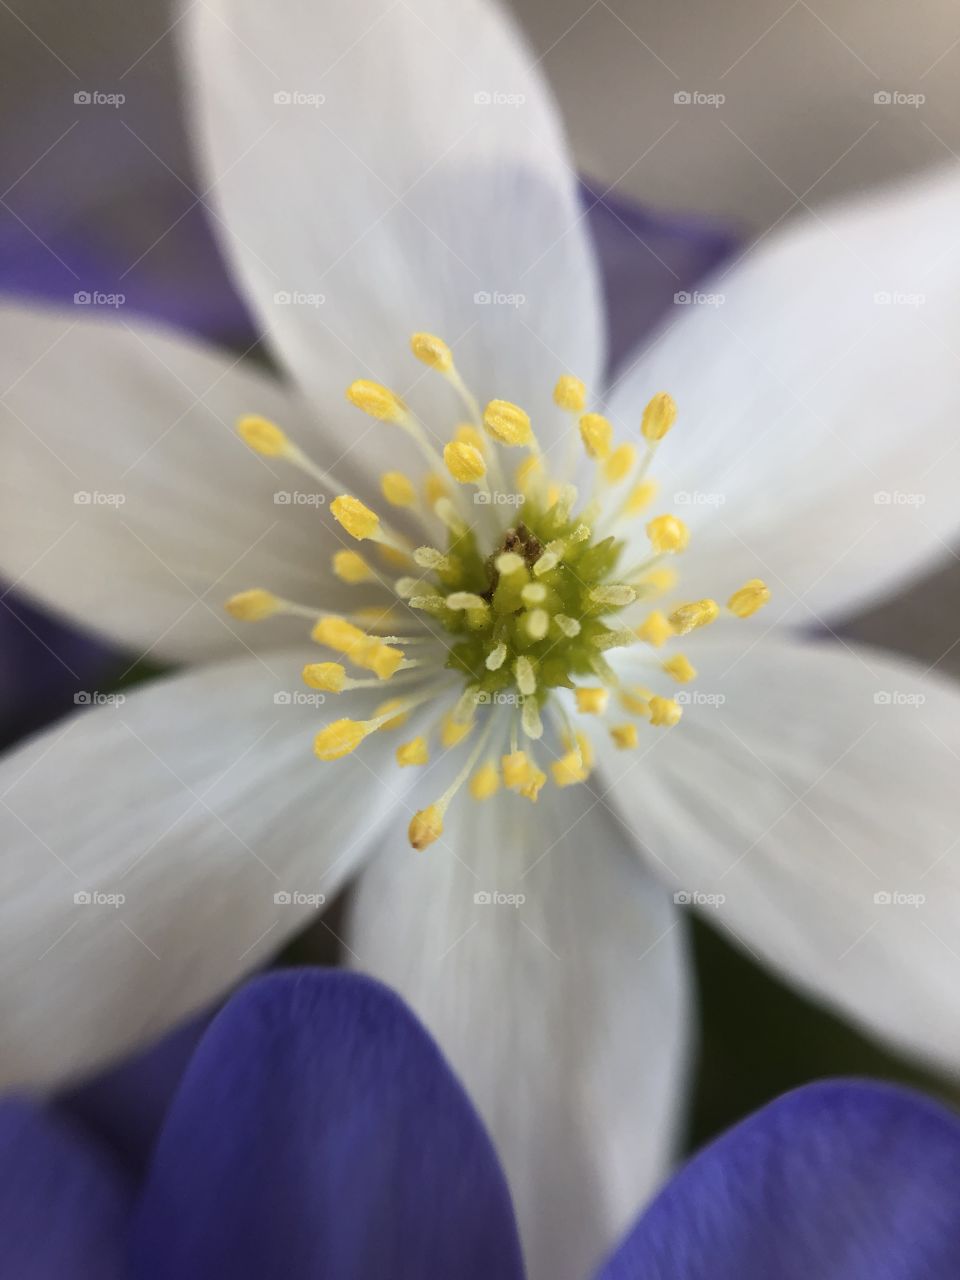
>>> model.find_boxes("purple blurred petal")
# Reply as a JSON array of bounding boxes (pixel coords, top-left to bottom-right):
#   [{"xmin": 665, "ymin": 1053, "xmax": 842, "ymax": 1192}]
[
  {"xmin": 0, "ymin": 1098, "xmax": 131, "ymax": 1278},
  {"xmin": 596, "ymin": 1080, "xmax": 960, "ymax": 1280},
  {"xmin": 581, "ymin": 180, "xmax": 739, "ymax": 381},
  {"xmin": 131, "ymin": 969, "xmax": 524, "ymax": 1280}
]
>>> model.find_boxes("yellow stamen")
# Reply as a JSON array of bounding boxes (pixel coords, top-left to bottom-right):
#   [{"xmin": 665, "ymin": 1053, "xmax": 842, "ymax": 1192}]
[
  {"xmin": 331, "ymin": 495, "xmax": 381, "ymax": 541},
  {"xmin": 641, "ymin": 392, "xmax": 677, "ymax": 442},
  {"xmin": 302, "ymin": 662, "xmax": 346, "ymax": 693},
  {"xmin": 669, "ymin": 599, "xmax": 720, "ymax": 636},
  {"xmin": 365, "ymin": 642, "xmax": 405, "ymax": 680},
  {"xmin": 727, "ymin": 579, "xmax": 771, "ymax": 619},
  {"xmin": 648, "ymin": 695, "xmax": 683, "ymax": 727},
  {"xmin": 624, "ymin": 479, "xmax": 658, "ymax": 514},
  {"xmin": 409, "ymin": 804, "xmax": 444, "ymax": 850},
  {"xmin": 410, "ymin": 332, "xmax": 453, "ymax": 373},
  {"xmin": 346, "ymin": 379, "xmax": 406, "ymax": 423},
  {"xmin": 396, "ymin": 736, "xmax": 429, "ymax": 767},
  {"xmin": 610, "ymin": 723, "xmax": 638, "ymax": 750},
  {"xmin": 444, "ymin": 440, "xmax": 487, "ymax": 485},
  {"xmin": 423, "ymin": 472, "xmax": 449, "ymax": 507},
  {"xmin": 470, "ymin": 761, "xmax": 501, "ymax": 799},
  {"xmin": 515, "ymin": 454, "xmax": 541, "ymax": 493},
  {"xmin": 551, "ymin": 750, "xmax": 588, "ymax": 787},
  {"xmin": 455, "ymin": 423, "xmax": 486, "ymax": 452},
  {"xmin": 575, "ymin": 686, "xmax": 609, "ymax": 715},
  {"xmin": 603, "ymin": 444, "xmax": 636, "ymax": 485},
  {"xmin": 314, "ymin": 718, "xmax": 372, "ymax": 761},
  {"xmin": 380, "ymin": 471, "xmax": 417, "ymax": 508},
  {"xmin": 502, "ymin": 750, "xmax": 531, "ymax": 789},
  {"xmin": 647, "ymin": 514, "xmax": 690, "ymax": 554},
  {"xmin": 483, "ymin": 399, "xmax": 533, "ymax": 447},
  {"xmin": 519, "ymin": 765, "xmax": 547, "ymax": 802},
  {"xmin": 662, "ymin": 653, "xmax": 696, "ymax": 683},
  {"xmin": 554, "ymin": 375, "xmax": 586, "ymax": 412},
  {"xmin": 621, "ymin": 686, "xmax": 653, "ymax": 716},
  {"xmin": 312, "ymin": 615, "xmax": 367, "ymax": 654},
  {"xmin": 635, "ymin": 610, "xmax": 673, "ymax": 648},
  {"xmin": 236, "ymin": 415, "xmax": 290, "ymax": 457},
  {"xmin": 332, "ymin": 550, "xmax": 374, "ymax": 584},
  {"xmin": 225, "ymin": 589, "xmax": 280, "ymax": 621},
  {"xmin": 441, "ymin": 709, "xmax": 474, "ymax": 748},
  {"xmin": 638, "ymin": 567, "xmax": 676, "ymax": 597},
  {"xmin": 579, "ymin": 413, "xmax": 613, "ymax": 460},
  {"xmin": 374, "ymin": 697, "xmax": 409, "ymax": 730}
]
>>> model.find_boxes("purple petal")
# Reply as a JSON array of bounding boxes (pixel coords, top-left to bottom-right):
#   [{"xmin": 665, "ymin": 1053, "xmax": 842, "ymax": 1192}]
[
  {"xmin": 597, "ymin": 1080, "xmax": 960, "ymax": 1280},
  {"xmin": 132, "ymin": 970, "xmax": 524, "ymax": 1280},
  {"xmin": 581, "ymin": 180, "xmax": 739, "ymax": 381},
  {"xmin": 0, "ymin": 1098, "xmax": 131, "ymax": 1278}
]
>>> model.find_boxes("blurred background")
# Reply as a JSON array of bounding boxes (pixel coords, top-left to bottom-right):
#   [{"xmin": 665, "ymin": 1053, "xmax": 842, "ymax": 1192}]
[{"xmin": 2, "ymin": 0, "xmax": 959, "ymax": 1146}]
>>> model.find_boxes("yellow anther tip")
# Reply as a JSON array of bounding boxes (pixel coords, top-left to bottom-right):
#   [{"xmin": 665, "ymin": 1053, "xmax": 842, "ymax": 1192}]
[
  {"xmin": 610, "ymin": 723, "xmax": 639, "ymax": 750},
  {"xmin": 501, "ymin": 750, "xmax": 531, "ymax": 790},
  {"xmin": 483, "ymin": 399, "xmax": 532, "ymax": 447},
  {"xmin": 410, "ymin": 332, "xmax": 453, "ymax": 373},
  {"xmin": 648, "ymin": 695, "xmax": 683, "ymax": 727},
  {"xmin": 441, "ymin": 711, "xmax": 474, "ymax": 749},
  {"xmin": 647, "ymin": 514, "xmax": 690, "ymax": 554},
  {"xmin": 368, "ymin": 643, "xmax": 404, "ymax": 680},
  {"xmin": 636, "ymin": 610, "xmax": 673, "ymax": 649},
  {"xmin": 346, "ymin": 379, "xmax": 406, "ymax": 422},
  {"xmin": 727, "ymin": 579, "xmax": 771, "ymax": 619},
  {"xmin": 302, "ymin": 662, "xmax": 346, "ymax": 693},
  {"xmin": 225, "ymin": 589, "xmax": 279, "ymax": 621},
  {"xmin": 551, "ymin": 751, "xmax": 588, "ymax": 788},
  {"xmin": 314, "ymin": 718, "xmax": 369, "ymax": 761},
  {"xmin": 470, "ymin": 761, "xmax": 501, "ymax": 800},
  {"xmin": 579, "ymin": 412, "xmax": 613, "ymax": 461},
  {"xmin": 332, "ymin": 550, "xmax": 373, "ymax": 584},
  {"xmin": 575, "ymin": 686, "xmax": 609, "ymax": 715},
  {"xmin": 641, "ymin": 392, "xmax": 678, "ymax": 442},
  {"xmin": 374, "ymin": 697, "xmax": 409, "ymax": 731},
  {"xmin": 443, "ymin": 440, "xmax": 486, "ymax": 484},
  {"xmin": 331, "ymin": 495, "xmax": 380, "ymax": 541},
  {"xmin": 396, "ymin": 737, "xmax": 429, "ymax": 767},
  {"xmin": 236, "ymin": 415, "xmax": 289, "ymax": 457},
  {"xmin": 669, "ymin": 599, "xmax": 720, "ymax": 636},
  {"xmin": 554, "ymin": 375, "xmax": 586, "ymax": 412},
  {"xmin": 409, "ymin": 804, "xmax": 444, "ymax": 850}
]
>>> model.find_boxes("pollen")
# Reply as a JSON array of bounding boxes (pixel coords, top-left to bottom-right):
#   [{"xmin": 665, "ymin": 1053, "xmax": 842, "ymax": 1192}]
[
  {"xmin": 314, "ymin": 718, "xmax": 371, "ymax": 761},
  {"xmin": 610, "ymin": 723, "xmax": 638, "ymax": 750},
  {"xmin": 366, "ymin": 642, "xmax": 405, "ymax": 679},
  {"xmin": 444, "ymin": 440, "xmax": 486, "ymax": 484},
  {"xmin": 332, "ymin": 550, "xmax": 374, "ymax": 583},
  {"xmin": 470, "ymin": 761, "xmax": 501, "ymax": 799},
  {"xmin": 483, "ymin": 399, "xmax": 532, "ymax": 447},
  {"xmin": 347, "ymin": 379, "xmax": 406, "ymax": 423},
  {"xmin": 554, "ymin": 374, "xmax": 586, "ymax": 412},
  {"xmin": 236, "ymin": 415, "xmax": 290, "ymax": 457},
  {"xmin": 551, "ymin": 751, "xmax": 588, "ymax": 787},
  {"xmin": 647, "ymin": 514, "xmax": 690, "ymax": 554},
  {"xmin": 409, "ymin": 804, "xmax": 444, "ymax": 850},
  {"xmin": 648, "ymin": 695, "xmax": 683, "ymax": 727},
  {"xmin": 410, "ymin": 332, "xmax": 453, "ymax": 372},
  {"xmin": 331, "ymin": 495, "xmax": 381, "ymax": 541},
  {"xmin": 502, "ymin": 751, "xmax": 531, "ymax": 789},
  {"xmin": 728, "ymin": 578, "xmax": 771, "ymax": 618},
  {"xmin": 225, "ymin": 589, "xmax": 280, "ymax": 621},
  {"xmin": 375, "ymin": 698, "xmax": 409, "ymax": 730},
  {"xmin": 441, "ymin": 709, "xmax": 474, "ymax": 748},
  {"xmin": 603, "ymin": 443, "xmax": 636, "ymax": 484},
  {"xmin": 312, "ymin": 615, "xmax": 367, "ymax": 654},
  {"xmin": 579, "ymin": 413, "xmax": 613, "ymax": 460},
  {"xmin": 423, "ymin": 472, "xmax": 448, "ymax": 507},
  {"xmin": 624, "ymin": 479, "xmax": 658, "ymax": 514},
  {"xmin": 636, "ymin": 610, "xmax": 673, "ymax": 648},
  {"xmin": 381, "ymin": 471, "xmax": 417, "ymax": 508},
  {"xmin": 302, "ymin": 662, "xmax": 346, "ymax": 692},
  {"xmin": 396, "ymin": 736, "xmax": 429, "ymax": 767},
  {"xmin": 575, "ymin": 686, "xmax": 609, "ymax": 715},
  {"xmin": 669, "ymin": 599, "xmax": 720, "ymax": 636},
  {"xmin": 641, "ymin": 392, "xmax": 677, "ymax": 442},
  {"xmin": 662, "ymin": 653, "xmax": 696, "ymax": 683}
]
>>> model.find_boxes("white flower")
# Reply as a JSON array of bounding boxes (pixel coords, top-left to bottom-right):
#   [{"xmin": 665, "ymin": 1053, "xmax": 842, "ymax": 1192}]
[{"xmin": 1, "ymin": 2, "xmax": 960, "ymax": 1278}]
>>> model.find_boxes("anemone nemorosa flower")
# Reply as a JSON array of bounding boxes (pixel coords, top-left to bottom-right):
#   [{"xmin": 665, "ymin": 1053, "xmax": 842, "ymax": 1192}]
[
  {"xmin": 3, "ymin": 1, "xmax": 960, "ymax": 1276},
  {"xmin": 6, "ymin": 969, "xmax": 960, "ymax": 1280}
]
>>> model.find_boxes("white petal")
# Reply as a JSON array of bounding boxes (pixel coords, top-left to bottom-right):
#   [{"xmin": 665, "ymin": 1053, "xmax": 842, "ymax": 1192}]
[
  {"xmin": 183, "ymin": 0, "xmax": 605, "ymax": 494},
  {"xmin": 605, "ymin": 167, "xmax": 960, "ymax": 625},
  {"xmin": 596, "ymin": 630, "xmax": 960, "ymax": 1073},
  {"xmin": 0, "ymin": 649, "xmax": 425, "ymax": 1089},
  {"xmin": 344, "ymin": 782, "xmax": 691, "ymax": 1280},
  {"xmin": 0, "ymin": 302, "xmax": 361, "ymax": 663}
]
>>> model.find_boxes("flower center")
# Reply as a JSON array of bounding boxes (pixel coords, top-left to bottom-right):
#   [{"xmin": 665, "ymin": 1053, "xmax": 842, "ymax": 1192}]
[{"xmin": 226, "ymin": 333, "xmax": 769, "ymax": 850}]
